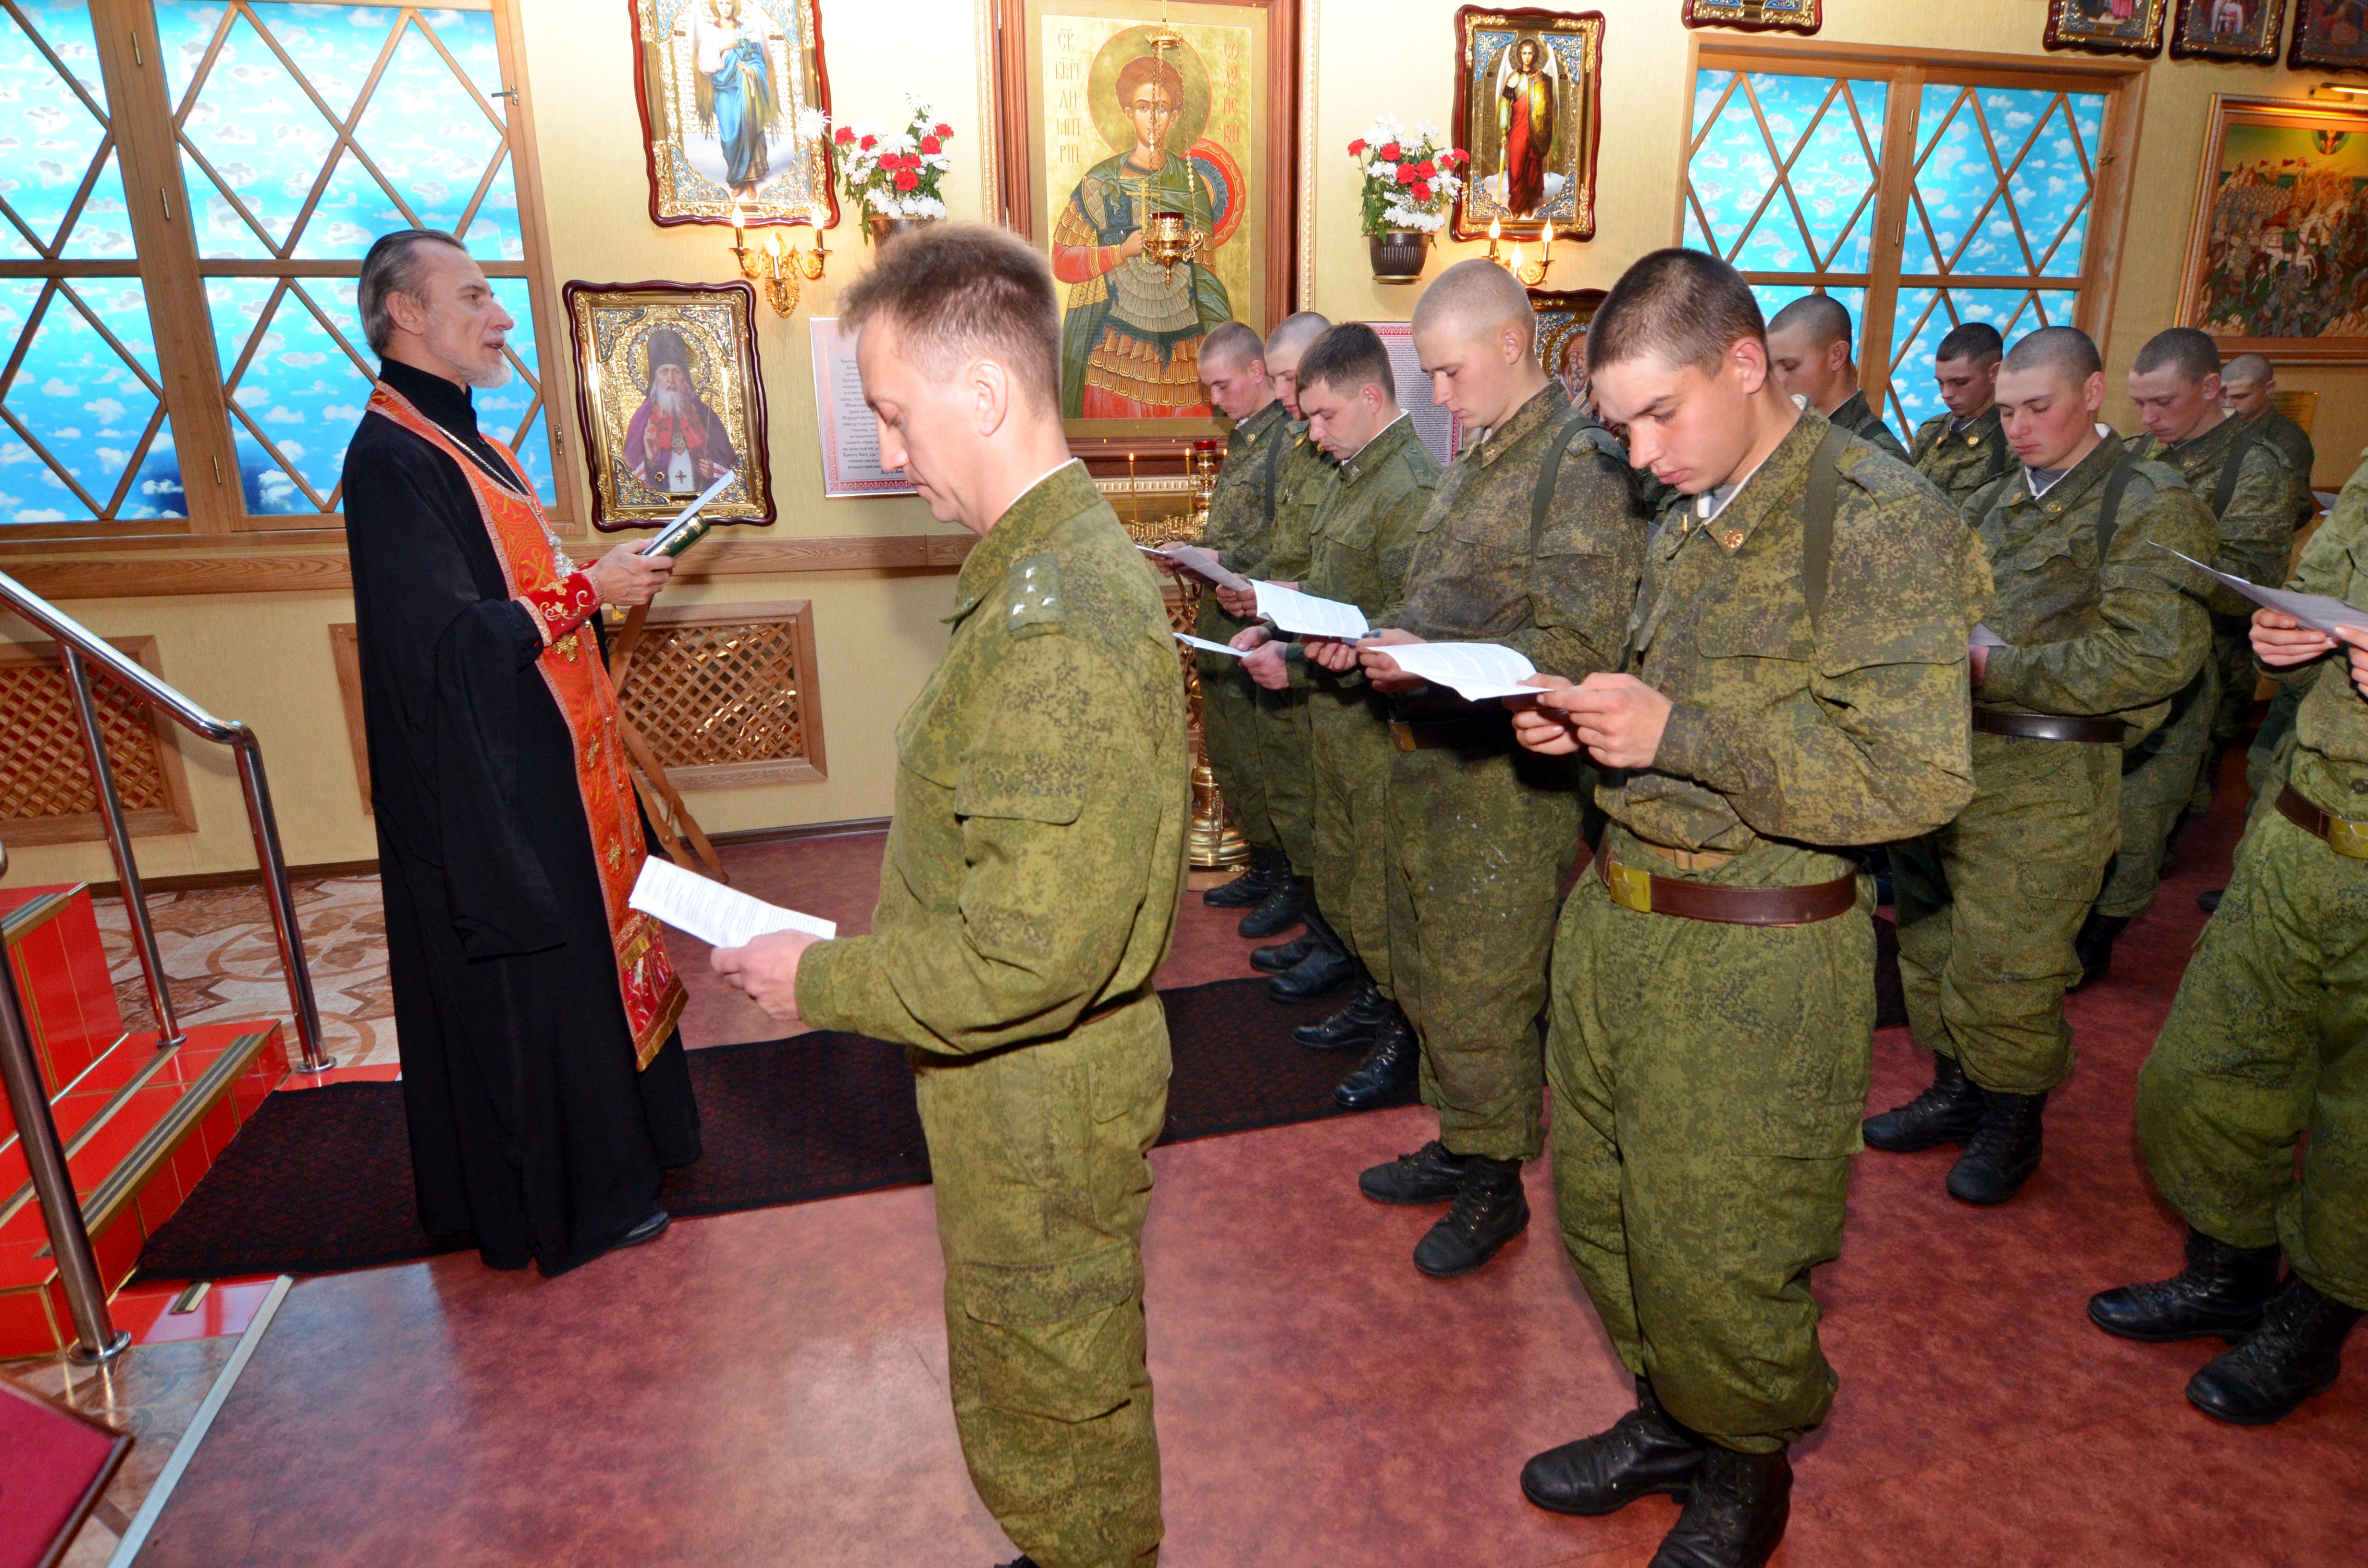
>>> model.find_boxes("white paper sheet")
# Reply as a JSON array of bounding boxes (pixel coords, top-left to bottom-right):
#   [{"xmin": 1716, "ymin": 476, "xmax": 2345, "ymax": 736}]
[
  {"xmin": 1175, "ymin": 632, "xmax": 1245, "ymax": 657},
  {"xmin": 1969, "ymin": 622, "xmax": 2009, "ymax": 649},
  {"xmin": 2157, "ymin": 547, "xmax": 2368, "ymax": 636},
  {"xmin": 1251, "ymin": 581, "xmax": 1370, "ymax": 638},
  {"xmin": 1141, "ymin": 542, "xmax": 1251, "ymax": 592},
  {"xmin": 629, "ymin": 858, "xmax": 836, "ymax": 949},
  {"xmin": 1384, "ymin": 641, "xmax": 1541, "ymax": 701}
]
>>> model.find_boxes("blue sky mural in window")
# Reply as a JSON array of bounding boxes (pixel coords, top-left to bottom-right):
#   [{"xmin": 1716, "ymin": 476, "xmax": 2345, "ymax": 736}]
[
  {"xmin": 1908, "ymin": 86, "xmax": 2103, "ymax": 279},
  {"xmin": 1689, "ymin": 70, "xmax": 1886, "ymax": 276},
  {"xmin": 1885, "ymin": 286, "xmax": 2076, "ymax": 436},
  {"xmin": 0, "ymin": 4, "xmax": 180, "ymax": 524}
]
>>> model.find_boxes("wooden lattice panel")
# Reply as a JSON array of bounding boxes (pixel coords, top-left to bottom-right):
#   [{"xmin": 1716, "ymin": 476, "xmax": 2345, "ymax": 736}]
[
  {"xmin": 0, "ymin": 637, "xmax": 196, "ymax": 845},
  {"xmin": 615, "ymin": 601, "xmax": 826, "ymax": 789}
]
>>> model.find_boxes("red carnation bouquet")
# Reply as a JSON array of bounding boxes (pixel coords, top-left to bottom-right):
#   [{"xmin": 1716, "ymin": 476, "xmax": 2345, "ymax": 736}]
[
  {"xmin": 1349, "ymin": 115, "xmax": 1466, "ymax": 236},
  {"xmin": 833, "ymin": 91, "xmax": 953, "ymax": 223}
]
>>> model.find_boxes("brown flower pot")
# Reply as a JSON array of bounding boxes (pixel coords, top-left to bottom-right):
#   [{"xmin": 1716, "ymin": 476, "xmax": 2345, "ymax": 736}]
[
  {"xmin": 866, "ymin": 214, "xmax": 935, "ymax": 246},
  {"xmin": 1369, "ymin": 230, "xmax": 1430, "ymax": 282}
]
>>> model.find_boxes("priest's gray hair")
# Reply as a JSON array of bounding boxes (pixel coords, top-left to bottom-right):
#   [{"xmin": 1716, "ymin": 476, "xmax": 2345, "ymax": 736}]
[
  {"xmin": 359, "ymin": 228, "xmax": 469, "ymax": 355},
  {"xmin": 840, "ymin": 223, "xmax": 1061, "ymax": 413}
]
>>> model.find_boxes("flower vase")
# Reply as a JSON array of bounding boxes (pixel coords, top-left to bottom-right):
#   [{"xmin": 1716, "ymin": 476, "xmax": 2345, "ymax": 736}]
[
  {"xmin": 866, "ymin": 214, "xmax": 935, "ymax": 247},
  {"xmin": 1369, "ymin": 230, "xmax": 1429, "ymax": 283}
]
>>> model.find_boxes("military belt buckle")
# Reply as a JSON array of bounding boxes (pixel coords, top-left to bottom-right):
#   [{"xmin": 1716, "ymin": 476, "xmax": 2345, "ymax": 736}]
[
  {"xmin": 1604, "ymin": 855, "xmax": 1654, "ymax": 915},
  {"xmin": 2331, "ymin": 817, "xmax": 2368, "ymax": 860}
]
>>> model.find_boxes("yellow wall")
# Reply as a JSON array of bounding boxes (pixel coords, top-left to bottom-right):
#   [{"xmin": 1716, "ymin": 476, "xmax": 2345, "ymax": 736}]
[{"xmin": 6, "ymin": 0, "xmax": 2356, "ymax": 889}]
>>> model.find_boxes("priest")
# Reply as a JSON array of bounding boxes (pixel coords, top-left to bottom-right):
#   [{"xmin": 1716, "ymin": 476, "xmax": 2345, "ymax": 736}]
[{"xmin": 342, "ymin": 228, "xmax": 701, "ymax": 1275}]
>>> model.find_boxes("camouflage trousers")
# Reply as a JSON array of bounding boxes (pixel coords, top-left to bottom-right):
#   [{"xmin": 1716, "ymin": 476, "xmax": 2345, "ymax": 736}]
[
  {"xmin": 914, "ymin": 1000, "xmax": 1168, "ymax": 1568},
  {"xmin": 2245, "ymin": 683, "xmax": 2305, "ymax": 815},
  {"xmin": 1384, "ymin": 730, "xmax": 1580, "ymax": 1163},
  {"xmin": 1894, "ymin": 732, "xmax": 2121, "ymax": 1095},
  {"xmin": 2139, "ymin": 806, "xmax": 2368, "ymax": 1313},
  {"xmin": 2100, "ymin": 664, "xmax": 2221, "ymax": 920},
  {"xmin": 2188, "ymin": 623, "xmax": 2265, "ymax": 817},
  {"xmin": 1252, "ymin": 683, "xmax": 1317, "ymax": 875},
  {"xmin": 1309, "ymin": 681, "xmax": 1394, "ymax": 995},
  {"xmin": 1546, "ymin": 826, "xmax": 1872, "ymax": 1451}
]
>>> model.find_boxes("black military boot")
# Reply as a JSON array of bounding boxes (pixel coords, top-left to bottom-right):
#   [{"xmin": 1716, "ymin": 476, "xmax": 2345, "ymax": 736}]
[
  {"xmin": 1413, "ymin": 1155, "xmax": 1529, "ymax": 1278},
  {"xmin": 1520, "ymin": 1376, "xmax": 1703, "ymax": 1517},
  {"xmin": 1862, "ymin": 1052, "xmax": 1984, "ymax": 1152},
  {"xmin": 2088, "ymin": 1227, "xmax": 2283, "ymax": 1343},
  {"xmin": 1945, "ymin": 1089, "xmax": 2046, "ymax": 1206},
  {"xmin": 2197, "ymin": 888, "xmax": 2225, "ymax": 914},
  {"xmin": 1648, "ymin": 1444, "xmax": 1792, "ymax": 1568},
  {"xmin": 2069, "ymin": 909, "xmax": 2130, "ymax": 991},
  {"xmin": 2186, "ymin": 1275, "xmax": 2363, "ymax": 1426},
  {"xmin": 1203, "ymin": 845, "xmax": 1280, "ymax": 909},
  {"xmin": 1295, "ymin": 978, "xmax": 1385, "ymax": 1050},
  {"xmin": 1333, "ymin": 1010, "xmax": 1418, "ymax": 1110},
  {"xmin": 992, "ymin": 1557, "xmax": 1040, "ymax": 1568},
  {"xmin": 1268, "ymin": 919, "xmax": 1355, "ymax": 1001},
  {"xmin": 1249, "ymin": 931, "xmax": 1319, "ymax": 973},
  {"xmin": 1358, "ymin": 1139, "xmax": 1471, "ymax": 1204},
  {"xmin": 1237, "ymin": 873, "xmax": 1309, "ymax": 939}
]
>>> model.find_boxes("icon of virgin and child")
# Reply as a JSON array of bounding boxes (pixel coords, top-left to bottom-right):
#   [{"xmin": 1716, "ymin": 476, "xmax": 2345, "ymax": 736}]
[{"xmin": 1051, "ymin": 30, "xmax": 1248, "ymax": 420}]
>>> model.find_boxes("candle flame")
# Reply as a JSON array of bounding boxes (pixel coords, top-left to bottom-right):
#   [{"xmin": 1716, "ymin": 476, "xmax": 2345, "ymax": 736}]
[
  {"xmin": 1509, "ymin": 242, "xmax": 1524, "ymax": 271},
  {"xmin": 765, "ymin": 232, "xmax": 782, "ymax": 257},
  {"xmin": 1489, "ymin": 217, "xmax": 1501, "ymax": 241},
  {"xmin": 1542, "ymin": 220, "xmax": 1554, "ymax": 250}
]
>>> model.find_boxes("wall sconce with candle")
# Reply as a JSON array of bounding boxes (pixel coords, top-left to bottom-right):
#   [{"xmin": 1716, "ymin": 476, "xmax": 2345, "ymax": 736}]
[
  {"xmin": 1485, "ymin": 216, "xmax": 1554, "ymax": 287},
  {"xmin": 729, "ymin": 205, "xmax": 828, "ymax": 317}
]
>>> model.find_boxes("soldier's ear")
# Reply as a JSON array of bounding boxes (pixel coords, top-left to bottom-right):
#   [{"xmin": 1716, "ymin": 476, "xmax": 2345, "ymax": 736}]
[{"xmin": 971, "ymin": 356, "xmax": 1012, "ymax": 436}]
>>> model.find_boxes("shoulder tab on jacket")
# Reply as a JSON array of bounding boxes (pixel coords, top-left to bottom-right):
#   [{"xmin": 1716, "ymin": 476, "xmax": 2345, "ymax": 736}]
[{"xmin": 1003, "ymin": 552, "xmax": 1067, "ymax": 638}]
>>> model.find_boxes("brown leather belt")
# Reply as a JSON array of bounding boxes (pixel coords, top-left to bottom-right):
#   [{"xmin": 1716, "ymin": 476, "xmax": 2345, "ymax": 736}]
[
  {"xmin": 2275, "ymin": 785, "xmax": 2368, "ymax": 860},
  {"xmin": 1596, "ymin": 847, "xmax": 1858, "ymax": 926},
  {"xmin": 1973, "ymin": 709, "xmax": 2123, "ymax": 745},
  {"xmin": 1390, "ymin": 714, "xmax": 1513, "ymax": 753}
]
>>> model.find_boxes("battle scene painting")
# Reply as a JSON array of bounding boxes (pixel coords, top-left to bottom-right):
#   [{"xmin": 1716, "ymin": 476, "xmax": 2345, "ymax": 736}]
[{"xmin": 2183, "ymin": 100, "xmax": 2368, "ymax": 357}]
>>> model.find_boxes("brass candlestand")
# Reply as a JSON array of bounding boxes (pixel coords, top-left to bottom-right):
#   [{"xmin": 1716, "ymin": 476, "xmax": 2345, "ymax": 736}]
[{"xmin": 1122, "ymin": 440, "xmax": 1246, "ymax": 870}]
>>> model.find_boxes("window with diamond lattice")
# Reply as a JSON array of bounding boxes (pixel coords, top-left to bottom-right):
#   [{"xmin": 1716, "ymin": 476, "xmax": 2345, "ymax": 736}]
[
  {"xmin": 1683, "ymin": 47, "xmax": 2141, "ymax": 446},
  {"xmin": 0, "ymin": 0, "xmax": 564, "ymax": 540},
  {"xmin": 615, "ymin": 602, "xmax": 828, "ymax": 790}
]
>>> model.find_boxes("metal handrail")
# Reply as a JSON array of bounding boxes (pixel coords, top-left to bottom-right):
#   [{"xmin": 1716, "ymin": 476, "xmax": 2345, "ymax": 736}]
[
  {"xmin": 0, "ymin": 841, "xmax": 126, "ymax": 1362},
  {"xmin": 0, "ymin": 569, "xmax": 331, "ymax": 1073}
]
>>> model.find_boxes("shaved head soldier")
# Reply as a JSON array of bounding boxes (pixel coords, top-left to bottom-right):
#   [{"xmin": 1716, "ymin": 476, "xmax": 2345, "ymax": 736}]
[
  {"xmin": 713, "ymin": 225, "xmax": 1183, "ymax": 1568},
  {"xmin": 1511, "ymin": 247, "xmax": 1987, "ymax": 1567},
  {"xmin": 1348, "ymin": 258, "xmax": 1644, "ymax": 1278},
  {"xmin": 1909, "ymin": 321, "xmax": 2013, "ymax": 506},
  {"xmin": 1871, "ymin": 327, "xmax": 2214, "ymax": 1205},
  {"xmin": 1765, "ymin": 292, "xmax": 1910, "ymax": 463},
  {"xmin": 2076, "ymin": 328, "xmax": 2302, "ymax": 981}
]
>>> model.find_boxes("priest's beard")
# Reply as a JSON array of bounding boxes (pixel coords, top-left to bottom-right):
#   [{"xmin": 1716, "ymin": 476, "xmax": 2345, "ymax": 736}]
[
  {"xmin": 655, "ymin": 386, "xmax": 690, "ymax": 418},
  {"xmin": 464, "ymin": 353, "xmax": 514, "ymax": 390}
]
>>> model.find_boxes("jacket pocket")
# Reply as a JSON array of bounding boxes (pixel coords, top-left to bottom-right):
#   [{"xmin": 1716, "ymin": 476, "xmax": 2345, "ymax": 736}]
[
  {"xmin": 1815, "ymin": 618, "xmax": 1965, "ymax": 677},
  {"xmin": 1693, "ymin": 601, "xmax": 1808, "ymax": 662}
]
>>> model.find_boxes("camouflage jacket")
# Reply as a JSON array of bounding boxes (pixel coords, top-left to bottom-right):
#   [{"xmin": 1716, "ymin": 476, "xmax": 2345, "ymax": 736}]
[
  {"xmin": 2250, "ymin": 407, "xmax": 2317, "ymax": 518},
  {"xmin": 799, "ymin": 462, "xmax": 1187, "ymax": 1055},
  {"xmin": 1910, "ymin": 404, "xmax": 2014, "ymax": 507},
  {"xmin": 1967, "ymin": 432, "xmax": 2215, "ymax": 735},
  {"xmin": 2131, "ymin": 413, "xmax": 2300, "ymax": 614},
  {"xmin": 1192, "ymin": 397, "xmax": 1292, "ymax": 661},
  {"xmin": 1599, "ymin": 409, "xmax": 1989, "ymax": 857},
  {"xmin": 1295, "ymin": 415, "xmax": 1441, "ymax": 690},
  {"xmin": 2263, "ymin": 449, "xmax": 2368, "ymax": 821},
  {"xmin": 1385, "ymin": 380, "xmax": 1643, "ymax": 702},
  {"xmin": 1260, "ymin": 420, "xmax": 1335, "ymax": 587},
  {"xmin": 1830, "ymin": 389, "xmax": 1910, "ymax": 464}
]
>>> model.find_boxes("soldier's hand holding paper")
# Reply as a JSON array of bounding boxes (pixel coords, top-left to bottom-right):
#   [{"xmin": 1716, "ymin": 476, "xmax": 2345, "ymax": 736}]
[{"xmin": 1538, "ymin": 672, "xmax": 1673, "ymax": 770}]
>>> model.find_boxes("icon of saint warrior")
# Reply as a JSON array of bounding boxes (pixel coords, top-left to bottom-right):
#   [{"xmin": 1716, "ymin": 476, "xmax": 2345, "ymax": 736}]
[{"xmin": 1052, "ymin": 48, "xmax": 1239, "ymax": 419}]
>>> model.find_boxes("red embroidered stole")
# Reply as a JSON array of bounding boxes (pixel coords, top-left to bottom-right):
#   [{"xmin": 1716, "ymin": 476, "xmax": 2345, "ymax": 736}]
[{"xmin": 368, "ymin": 382, "xmax": 686, "ymax": 1068}]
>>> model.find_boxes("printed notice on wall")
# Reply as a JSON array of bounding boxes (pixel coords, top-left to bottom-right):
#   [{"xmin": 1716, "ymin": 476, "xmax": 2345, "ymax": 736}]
[
  {"xmin": 809, "ymin": 317, "xmax": 916, "ymax": 498},
  {"xmin": 1370, "ymin": 322, "xmax": 1464, "ymax": 466}
]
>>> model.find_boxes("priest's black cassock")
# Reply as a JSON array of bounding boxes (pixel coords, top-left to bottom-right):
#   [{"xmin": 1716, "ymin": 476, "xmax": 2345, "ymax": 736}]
[{"xmin": 343, "ymin": 357, "xmax": 700, "ymax": 1275}]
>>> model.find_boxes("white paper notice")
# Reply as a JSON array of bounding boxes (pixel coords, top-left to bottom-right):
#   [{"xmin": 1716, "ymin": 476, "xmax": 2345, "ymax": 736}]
[
  {"xmin": 2157, "ymin": 547, "xmax": 2368, "ymax": 636},
  {"xmin": 629, "ymin": 858, "xmax": 836, "ymax": 948},
  {"xmin": 1251, "ymin": 582, "xmax": 1369, "ymax": 638},
  {"xmin": 1969, "ymin": 622, "xmax": 2009, "ymax": 649},
  {"xmin": 1385, "ymin": 642, "xmax": 1541, "ymax": 700},
  {"xmin": 1175, "ymin": 632, "xmax": 1245, "ymax": 657},
  {"xmin": 808, "ymin": 317, "xmax": 916, "ymax": 498},
  {"xmin": 1370, "ymin": 322, "xmax": 1465, "ymax": 465},
  {"xmin": 1141, "ymin": 542, "xmax": 1251, "ymax": 591}
]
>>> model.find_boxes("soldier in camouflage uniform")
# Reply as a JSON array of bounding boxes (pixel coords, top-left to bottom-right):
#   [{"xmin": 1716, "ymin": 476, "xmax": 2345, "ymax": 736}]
[
  {"xmin": 2079, "ymin": 329, "xmax": 2300, "ymax": 981},
  {"xmin": 2088, "ymin": 463, "xmax": 2367, "ymax": 1429},
  {"xmin": 1239, "ymin": 324, "xmax": 1441, "ymax": 1057},
  {"xmin": 1345, "ymin": 261, "xmax": 1644, "ymax": 1283},
  {"xmin": 1766, "ymin": 293, "xmax": 1911, "ymax": 463},
  {"xmin": 1512, "ymin": 249, "xmax": 1987, "ymax": 1568},
  {"xmin": 1907, "ymin": 321, "xmax": 2015, "ymax": 508},
  {"xmin": 1217, "ymin": 314, "xmax": 1348, "ymax": 967},
  {"xmin": 1869, "ymin": 327, "xmax": 2215, "ymax": 1210},
  {"xmin": 1182, "ymin": 322, "xmax": 1295, "ymax": 924},
  {"xmin": 715, "ymin": 228, "xmax": 1181, "ymax": 1568}
]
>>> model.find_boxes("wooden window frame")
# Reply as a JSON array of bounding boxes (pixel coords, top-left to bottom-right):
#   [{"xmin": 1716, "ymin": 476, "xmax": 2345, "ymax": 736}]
[
  {"xmin": 0, "ymin": 0, "xmax": 577, "ymax": 551},
  {"xmin": 1677, "ymin": 37, "xmax": 2147, "ymax": 420}
]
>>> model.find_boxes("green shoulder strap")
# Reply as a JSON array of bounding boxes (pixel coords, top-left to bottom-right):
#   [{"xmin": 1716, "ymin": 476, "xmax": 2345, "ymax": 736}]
[
  {"xmin": 1262, "ymin": 423, "xmax": 1288, "ymax": 526},
  {"xmin": 1800, "ymin": 421, "xmax": 1851, "ymax": 625},
  {"xmin": 1530, "ymin": 415, "xmax": 1623, "ymax": 554},
  {"xmin": 2095, "ymin": 445, "xmax": 2141, "ymax": 557},
  {"xmin": 2209, "ymin": 420, "xmax": 2258, "ymax": 520}
]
